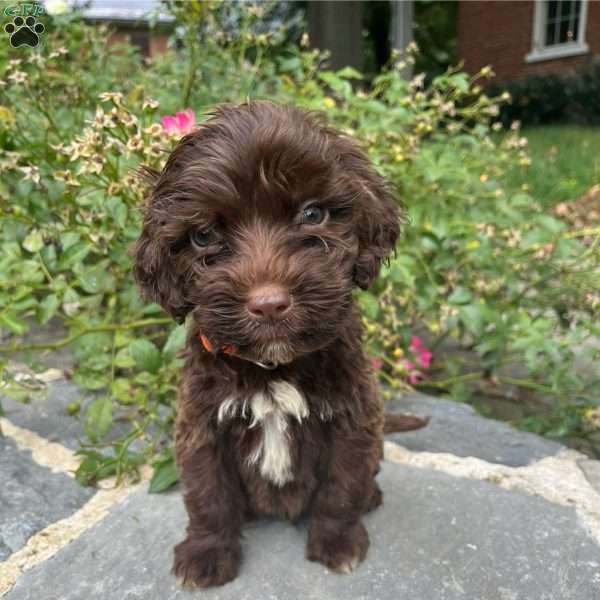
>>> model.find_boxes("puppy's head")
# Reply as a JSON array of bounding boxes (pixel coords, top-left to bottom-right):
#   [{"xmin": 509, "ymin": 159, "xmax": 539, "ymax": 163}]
[{"xmin": 133, "ymin": 101, "xmax": 401, "ymax": 365}]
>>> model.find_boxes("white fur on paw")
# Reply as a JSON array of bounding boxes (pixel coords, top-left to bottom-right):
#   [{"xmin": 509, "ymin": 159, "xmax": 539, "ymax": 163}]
[{"xmin": 334, "ymin": 556, "xmax": 360, "ymax": 574}]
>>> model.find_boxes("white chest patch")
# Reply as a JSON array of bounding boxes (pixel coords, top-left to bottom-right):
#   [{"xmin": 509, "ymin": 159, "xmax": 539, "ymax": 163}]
[{"xmin": 218, "ymin": 381, "xmax": 309, "ymax": 487}]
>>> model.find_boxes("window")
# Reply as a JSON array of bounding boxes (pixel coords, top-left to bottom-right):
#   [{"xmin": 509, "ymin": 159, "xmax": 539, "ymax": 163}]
[{"xmin": 526, "ymin": 0, "xmax": 589, "ymax": 63}]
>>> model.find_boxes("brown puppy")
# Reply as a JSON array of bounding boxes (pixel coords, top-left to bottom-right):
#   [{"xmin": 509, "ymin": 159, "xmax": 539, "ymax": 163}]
[{"xmin": 133, "ymin": 101, "xmax": 420, "ymax": 587}]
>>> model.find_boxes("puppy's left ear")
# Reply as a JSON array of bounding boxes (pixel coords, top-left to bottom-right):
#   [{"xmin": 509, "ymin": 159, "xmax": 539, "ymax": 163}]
[{"xmin": 349, "ymin": 154, "xmax": 403, "ymax": 290}]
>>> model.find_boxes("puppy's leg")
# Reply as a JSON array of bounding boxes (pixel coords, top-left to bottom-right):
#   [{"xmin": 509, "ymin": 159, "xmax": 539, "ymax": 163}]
[
  {"xmin": 306, "ymin": 421, "xmax": 381, "ymax": 573},
  {"xmin": 364, "ymin": 480, "xmax": 383, "ymax": 513},
  {"xmin": 172, "ymin": 424, "xmax": 244, "ymax": 588}
]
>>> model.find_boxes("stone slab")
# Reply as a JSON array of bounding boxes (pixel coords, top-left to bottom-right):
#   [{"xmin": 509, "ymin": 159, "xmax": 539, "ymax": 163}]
[
  {"xmin": 1, "ymin": 380, "xmax": 85, "ymax": 450},
  {"xmin": 386, "ymin": 392, "xmax": 563, "ymax": 466},
  {"xmin": 2, "ymin": 385, "xmax": 564, "ymax": 465},
  {"xmin": 0, "ymin": 436, "xmax": 94, "ymax": 561},
  {"xmin": 579, "ymin": 458, "xmax": 600, "ymax": 495},
  {"xmin": 1, "ymin": 378, "xmax": 154, "ymax": 451},
  {"xmin": 5, "ymin": 461, "xmax": 600, "ymax": 600}
]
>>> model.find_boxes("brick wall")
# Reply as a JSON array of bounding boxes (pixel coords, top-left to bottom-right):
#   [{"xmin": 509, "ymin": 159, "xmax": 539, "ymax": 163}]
[
  {"xmin": 107, "ymin": 28, "xmax": 169, "ymax": 58},
  {"xmin": 458, "ymin": 0, "xmax": 600, "ymax": 82}
]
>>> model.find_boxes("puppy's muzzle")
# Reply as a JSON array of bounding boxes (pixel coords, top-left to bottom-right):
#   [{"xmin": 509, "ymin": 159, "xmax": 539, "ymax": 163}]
[{"xmin": 246, "ymin": 284, "xmax": 292, "ymax": 321}]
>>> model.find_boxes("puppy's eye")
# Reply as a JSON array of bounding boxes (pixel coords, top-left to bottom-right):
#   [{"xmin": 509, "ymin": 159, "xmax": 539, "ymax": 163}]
[
  {"xmin": 190, "ymin": 226, "xmax": 219, "ymax": 247},
  {"xmin": 300, "ymin": 205, "xmax": 326, "ymax": 225}
]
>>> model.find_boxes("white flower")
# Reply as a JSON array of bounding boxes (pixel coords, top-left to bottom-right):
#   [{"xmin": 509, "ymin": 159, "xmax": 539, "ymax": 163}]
[
  {"xmin": 406, "ymin": 41, "xmax": 419, "ymax": 54},
  {"xmin": 77, "ymin": 154, "xmax": 104, "ymax": 176},
  {"xmin": 142, "ymin": 98, "xmax": 160, "ymax": 110},
  {"xmin": 99, "ymin": 92, "xmax": 124, "ymax": 105},
  {"xmin": 410, "ymin": 73, "xmax": 426, "ymax": 89},
  {"xmin": 126, "ymin": 135, "xmax": 143, "ymax": 152},
  {"xmin": 105, "ymin": 137, "xmax": 125, "ymax": 152},
  {"xmin": 53, "ymin": 170, "xmax": 80, "ymax": 186},
  {"xmin": 19, "ymin": 165, "xmax": 41, "ymax": 184},
  {"xmin": 8, "ymin": 71, "xmax": 27, "ymax": 84},
  {"xmin": 46, "ymin": 0, "xmax": 69, "ymax": 15},
  {"xmin": 144, "ymin": 123, "xmax": 164, "ymax": 138},
  {"xmin": 120, "ymin": 111, "xmax": 138, "ymax": 128},
  {"xmin": 28, "ymin": 53, "xmax": 45, "ymax": 67},
  {"xmin": 0, "ymin": 151, "xmax": 21, "ymax": 171},
  {"xmin": 93, "ymin": 108, "xmax": 115, "ymax": 129},
  {"xmin": 440, "ymin": 101, "xmax": 456, "ymax": 116}
]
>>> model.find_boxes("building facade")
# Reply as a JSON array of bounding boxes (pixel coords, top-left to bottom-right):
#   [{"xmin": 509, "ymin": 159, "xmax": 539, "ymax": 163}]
[{"xmin": 458, "ymin": 0, "xmax": 600, "ymax": 81}]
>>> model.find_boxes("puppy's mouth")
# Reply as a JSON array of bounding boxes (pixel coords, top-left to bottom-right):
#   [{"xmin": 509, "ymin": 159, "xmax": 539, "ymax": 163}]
[
  {"xmin": 235, "ymin": 339, "xmax": 296, "ymax": 368},
  {"xmin": 256, "ymin": 340, "xmax": 295, "ymax": 365}
]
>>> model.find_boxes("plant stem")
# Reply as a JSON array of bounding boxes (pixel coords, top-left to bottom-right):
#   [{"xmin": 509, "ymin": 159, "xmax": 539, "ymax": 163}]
[
  {"xmin": 182, "ymin": 28, "xmax": 198, "ymax": 107},
  {"xmin": 416, "ymin": 370, "xmax": 484, "ymax": 388},
  {"xmin": 37, "ymin": 252, "xmax": 53, "ymax": 284},
  {"xmin": 0, "ymin": 318, "xmax": 172, "ymax": 354},
  {"xmin": 495, "ymin": 375, "xmax": 554, "ymax": 394}
]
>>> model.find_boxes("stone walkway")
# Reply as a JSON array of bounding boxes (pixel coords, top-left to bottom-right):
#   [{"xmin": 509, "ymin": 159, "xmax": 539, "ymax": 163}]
[{"xmin": 1, "ymin": 378, "xmax": 600, "ymax": 599}]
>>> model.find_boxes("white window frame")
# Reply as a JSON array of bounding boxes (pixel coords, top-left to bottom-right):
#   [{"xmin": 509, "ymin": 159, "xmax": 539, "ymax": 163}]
[{"xmin": 526, "ymin": 0, "xmax": 589, "ymax": 63}]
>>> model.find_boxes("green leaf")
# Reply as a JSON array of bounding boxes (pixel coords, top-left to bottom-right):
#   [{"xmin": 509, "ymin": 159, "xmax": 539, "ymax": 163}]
[
  {"xmin": 111, "ymin": 377, "xmax": 131, "ymax": 402},
  {"xmin": 163, "ymin": 324, "xmax": 186, "ymax": 360},
  {"xmin": 22, "ymin": 230, "xmax": 44, "ymax": 253},
  {"xmin": 336, "ymin": 66, "xmax": 363, "ymax": 79},
  {"xmin": 78, "ymin": 264, "xmax": 116, "ymax": 294},
  {"xmin": 129, "ymin": 338, "xmax": 162, "ymax": 374},
  {"xmin": 149, "ymin": 454, "xmax": 179, "ymax": 493},
  {"xmin": 106, "ymin": 197, "xmax": 128, "ymax": 228},
  {"xmin": 448, "ymin": 287, "xmax": 472, "ymax": 305},
  {"xmin": 60, "ymin": 232, "xmax": 81, "ymax": 250},
  {"xmin": 460, "ymin": 304, "xmax": 485, "ymax": 337},
  {"xmin": 0, "ymin": 312, "xmax": 29, "ymax": 335},
  {"xmin": 114, "ymin": 347, "xmax": 135, "ymax": 368},
  {"xmin": 75, "ymin": 450, "xmax": 118, "ymax": 486},
  {"xmin": 358, "ymin": 292, "xmax": 380, "ymax": 320},
  {"xmin": 13, "ymin": 296, "xmax": 38, "ymax": 311},
  {"xmin": 57, "ymin": 241, "xmax": 90, "ymax": 270},
  {"xmin": 37, "ymin": 293, "xmax": 60, "ymax": 324},
  {"xmin": 84, "ymin": 397, "xmax": 113, "ymax": 442},
  {"xmin": 73, "ymin": 369, "xmax": 107, "ymax": 391}
]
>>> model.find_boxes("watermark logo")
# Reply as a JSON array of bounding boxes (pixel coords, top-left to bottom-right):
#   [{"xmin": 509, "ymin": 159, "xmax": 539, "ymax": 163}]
[{"xmin": 4, "ymin": 3, "xmax": 46, "ymax": 48}]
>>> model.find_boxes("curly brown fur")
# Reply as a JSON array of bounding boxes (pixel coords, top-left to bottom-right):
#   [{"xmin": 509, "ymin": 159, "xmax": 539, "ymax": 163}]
[{"xmin": 133, "ymin": 101, "xmax": 423, "ymax": 588}]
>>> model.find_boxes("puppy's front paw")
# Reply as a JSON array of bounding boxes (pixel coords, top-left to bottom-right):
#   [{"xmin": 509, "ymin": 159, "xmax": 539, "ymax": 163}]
[
  {"xmin": 306, "ymin": 521, "xmax": 369, "ymax": 574},
  {"xmin": 173, "ymin": 536, "xmax": 240, "ymax": 588}
]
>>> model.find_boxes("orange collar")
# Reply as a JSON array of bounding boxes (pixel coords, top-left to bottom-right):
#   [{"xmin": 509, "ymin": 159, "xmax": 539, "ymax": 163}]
[
  {"xmin": 199, "ymin": 334, "xmax": 278, "ymax": 370},
  {"xmin": 199, "ymin": 334, "xmax": 236, "ymax": 356}
]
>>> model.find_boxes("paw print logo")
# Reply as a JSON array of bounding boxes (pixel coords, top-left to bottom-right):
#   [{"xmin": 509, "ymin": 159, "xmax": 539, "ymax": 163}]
[{"xmin": 4, "ymin": 16, "xmax": 45, "ymax": 48}]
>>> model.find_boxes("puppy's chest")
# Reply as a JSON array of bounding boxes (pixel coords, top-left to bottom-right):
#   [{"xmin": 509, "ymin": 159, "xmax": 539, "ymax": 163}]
[{"xmin": 218, "ymin": 380, "xmax": 324, "ymax": 487}]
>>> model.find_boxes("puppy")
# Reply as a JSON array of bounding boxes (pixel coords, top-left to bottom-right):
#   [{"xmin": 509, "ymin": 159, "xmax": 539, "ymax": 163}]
[{"xmin": 133, "ymin": 101, "xmax": 424, "ymax": 587}]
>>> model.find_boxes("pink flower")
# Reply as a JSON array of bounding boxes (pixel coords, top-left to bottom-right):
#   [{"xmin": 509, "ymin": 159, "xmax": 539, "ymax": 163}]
[
  {"xmin": 403, "ymin": 359, "xmax": 416, "ymax": 372},
  {"xmin": 402, "ymin": 359, "xmax": 424, "ymax": 385},
  {"xmin": 161, "ymin": 108, "xmax": 195, "ymax": 135},
  {"xmin": 409, "ymin": 335, "xmax": 433, "ymax": 369},
  {"xmin": 417, "ymin": 348, "xmax": 433, "ymax": 369},
  {"xmin": 410, "ymin": 336, "xmax": 424, "ymax": 351},
  {"xmin": 370, "ymin": 357, "xmax": 384, "ymax": 370},
  {"xmin": 408, "ymin": 371, "xmax": 424, "ymax": 385}
]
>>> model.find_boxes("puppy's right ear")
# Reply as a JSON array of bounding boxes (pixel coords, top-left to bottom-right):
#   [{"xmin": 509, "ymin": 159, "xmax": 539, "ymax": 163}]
[{"xmin": 132, "ymin": 167, "xmax": 190, "ymax": 322}]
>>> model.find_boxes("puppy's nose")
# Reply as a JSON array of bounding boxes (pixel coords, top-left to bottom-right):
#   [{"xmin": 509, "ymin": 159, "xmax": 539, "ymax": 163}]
[{"xmin": 247, "ymin": 284, "xmax": 291, "ymax": 320}]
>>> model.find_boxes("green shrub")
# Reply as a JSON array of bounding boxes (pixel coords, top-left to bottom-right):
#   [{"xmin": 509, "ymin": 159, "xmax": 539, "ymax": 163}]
[
  {"xmin": 491, "ymin": 59, "xmax": 600, "ymax": 127},
  {"xmin": 1, "ymin": 4, "xmax": 598, "ymax": 488}
]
